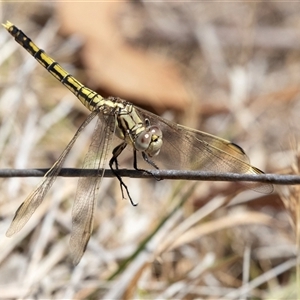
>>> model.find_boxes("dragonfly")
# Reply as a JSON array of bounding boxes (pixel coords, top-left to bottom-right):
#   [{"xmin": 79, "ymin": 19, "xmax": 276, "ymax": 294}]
[{"xmin": 3, "ymin": 21, "xmax": 273, "ymax": 265}]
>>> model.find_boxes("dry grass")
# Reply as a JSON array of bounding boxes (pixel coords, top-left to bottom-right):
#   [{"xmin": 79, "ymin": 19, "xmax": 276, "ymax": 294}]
[{"xmin": 0, "ymin": 2, "xmax": 299, "ymax": 299}]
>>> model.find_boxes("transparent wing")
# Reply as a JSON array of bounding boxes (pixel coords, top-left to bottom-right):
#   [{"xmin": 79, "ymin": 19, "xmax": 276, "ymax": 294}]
[
  {"xmin": 6, "ymin": 111, "xmax": 99, "ymax": 237},
  {"xmin": 135, "ymin": 107, "xmax": 273, "ymax": 194},
  {"xmin": 69, "ymin": 112, "xmax": 116, "ymax": 265}
]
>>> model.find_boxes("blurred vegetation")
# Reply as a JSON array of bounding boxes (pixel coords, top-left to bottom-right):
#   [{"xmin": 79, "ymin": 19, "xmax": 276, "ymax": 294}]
[{"xmin": 0, "ymin": 1, "xmax": 300, "ymax": 299}]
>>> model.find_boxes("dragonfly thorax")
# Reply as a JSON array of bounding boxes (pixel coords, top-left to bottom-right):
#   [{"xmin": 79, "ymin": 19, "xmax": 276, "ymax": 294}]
[{"xmin": 135, "ymin": 125, "xmax": 163, "ymax": 157}]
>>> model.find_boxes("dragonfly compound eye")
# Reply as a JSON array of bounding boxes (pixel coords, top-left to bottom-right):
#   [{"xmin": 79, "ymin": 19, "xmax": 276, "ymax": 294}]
[
  {"xmin": 135, "ymin": 131, "xmax": 152, "ymax": 151},
  {"xmin": 146, "ymin": 126, "xmax": 163, "ymax": 157},
  {"xmin": 135, "ymin": 126, "xmax": 163, "ymax": 156}
]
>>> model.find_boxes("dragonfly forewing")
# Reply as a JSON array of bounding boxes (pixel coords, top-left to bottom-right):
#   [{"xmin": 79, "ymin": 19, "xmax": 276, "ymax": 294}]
[
  {"xmin": 6, "ymin": 111, "xmax": 99, "ymax": 237},
  {"xmin": 136, "ymin": 107, "xmax": 273, "ymax": 194},
  {"xmin": 70, "ymin": 113, "xmax": 116, "ymax": 265}
]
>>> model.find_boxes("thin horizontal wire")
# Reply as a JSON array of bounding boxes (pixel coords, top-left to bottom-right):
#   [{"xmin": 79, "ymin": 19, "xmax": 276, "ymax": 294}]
[{"xmin": 0, "ymin": 168, "xmax": 298, "ymax": 185}]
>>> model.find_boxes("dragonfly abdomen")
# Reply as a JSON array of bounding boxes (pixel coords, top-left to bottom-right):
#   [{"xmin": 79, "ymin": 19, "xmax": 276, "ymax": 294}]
[{"xmin": 3, "ymin": 21, "xmax": 104, "ymax": 112}]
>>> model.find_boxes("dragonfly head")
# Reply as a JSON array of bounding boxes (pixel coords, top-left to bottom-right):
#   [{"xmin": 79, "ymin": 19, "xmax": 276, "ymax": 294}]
[{"xmin": 135, "ymin": 125, "xmax": 163, "ymax": 157}]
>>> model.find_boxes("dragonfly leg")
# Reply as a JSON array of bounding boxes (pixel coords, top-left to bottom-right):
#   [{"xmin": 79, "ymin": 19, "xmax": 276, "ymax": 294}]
[
  {"xmin": 141, "ymin": 152, "xmax": 159, "ymax": 169},
  {"xmin": 110, "ymin": 142, "xmax": 137, "ymax": 206},
  {"xmin": 133, "ymin": 151, "xmax": 162, "ymax": 181}
]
